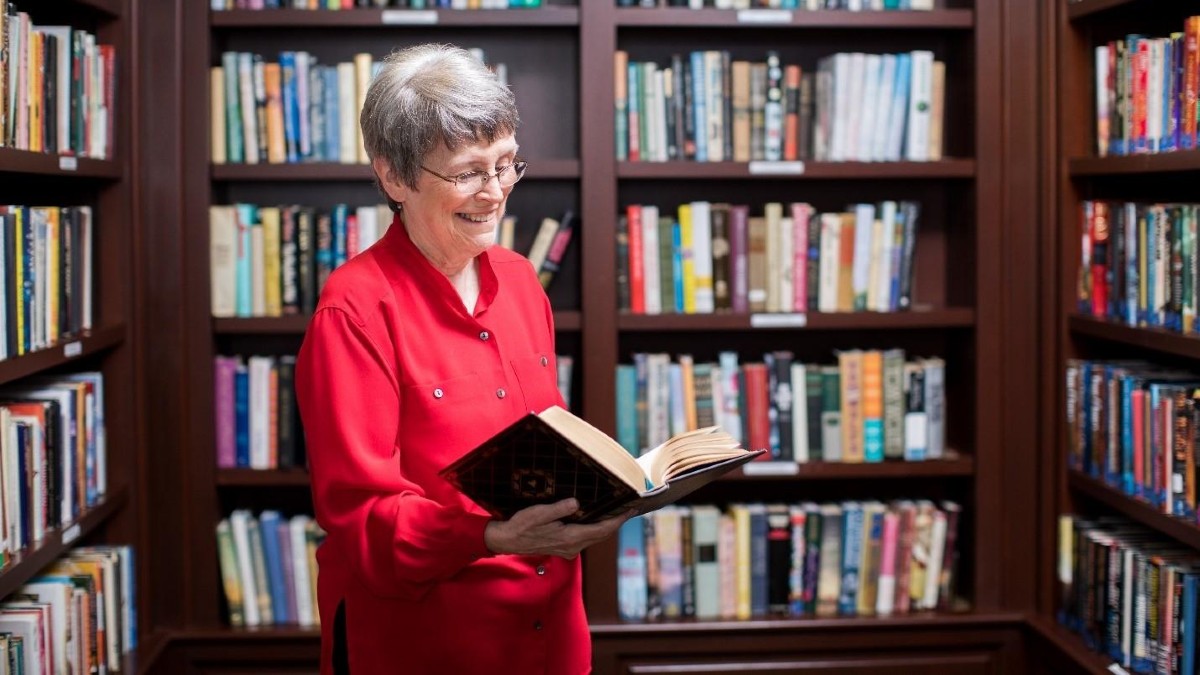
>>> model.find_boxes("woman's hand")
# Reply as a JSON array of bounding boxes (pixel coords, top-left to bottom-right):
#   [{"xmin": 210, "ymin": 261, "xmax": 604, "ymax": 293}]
[{"xmin": 484, "ymin": 499, "xmax": 634, "ymax": 559}]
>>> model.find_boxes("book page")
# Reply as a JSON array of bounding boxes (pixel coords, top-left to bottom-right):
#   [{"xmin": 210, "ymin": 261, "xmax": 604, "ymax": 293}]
[
  {"xmin": 537, "ymin": 406, "xmax": 649, "ymax": 491},
  {"xmin": 636, "ymin": 426, "xmax": 747, "ymax": 486}
]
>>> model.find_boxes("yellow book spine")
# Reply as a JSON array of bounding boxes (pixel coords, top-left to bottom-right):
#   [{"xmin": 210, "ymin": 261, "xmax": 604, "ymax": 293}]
[
  {"xmin": 260, "ymin": 207, "xmax": 282, "ymax": 317},
  {"xmin": 732, "ymin": 505, "xmax": 751, "ymax": 620},
  {"xmin": 679, "ymin": 204, "xmax": 695, "ymax": 313},
  {"xmin": 14, "ymin": 209, "xmax": 23, "ymax": 355},
  {"xmin": 46, "ymin": 209, "xmax": 59, "ymax": 345}
]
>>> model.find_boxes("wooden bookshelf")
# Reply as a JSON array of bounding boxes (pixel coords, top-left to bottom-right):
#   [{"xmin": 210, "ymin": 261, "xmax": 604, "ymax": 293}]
[
  {"xmin": 618, "ymin": 308, "xmax": 975, "ymax": 332},
  {"xmin": 0, "ymin": 148, "xmax": 121, "ymax": 179},
  {"xmin": 210, "ymin": 6, "xmax": 580, "ymax": 28},
  {"xmin": 216, "ymin": 470, "xmax": 311, "ymax": 488},
  {"xmin": 1067, "ymin": 314, "xmax": 1200, "ymax": 360},
  {"xmin": 211, "ymin": 158, "xmax": 580, "ymax": 181},
  {"xmin": 613, "ymin": 8, "xmax": 975, "ymax": 29},
  {"xmin": 0, "ymin": 325, "xmax": 126, "ymax": 387},
  {"xmin": 617, "ymin": 159, "xmax": 976, "ymax": 180},
  {"xmin": 0, "ymin": 486, "xmax": 129, "ymax": 600},
  {"xmin": 1068, "ymin": 471, "xmax": 1200, "ymax": 551},
  {"xmin": 590, "ymin": 610, "xmax": 1018, "ymax": 636},
  {"xmin": 213, "ymin": 310, "xmax": 580, "ymax": 335},
  {"xmin": 1026, "ymin": 616, "xmax": 1118, "ymax": 675},
  {"xmin": 1068, "ymin": 150, "xmax": 1200, "ymax": 176},
  {"xmin": 75, "ymin": 0, "xmax": 123, "ymax": 17},
  {"xmin": 1065, "ymin": 0, "xmax": 1137, "ymax": 22}
]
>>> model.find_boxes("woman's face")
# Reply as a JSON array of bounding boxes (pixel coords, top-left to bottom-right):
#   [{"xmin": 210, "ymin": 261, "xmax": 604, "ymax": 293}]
[{"xmin": 378, "ymin": 133, "xmax": 519, "ymax": 272}]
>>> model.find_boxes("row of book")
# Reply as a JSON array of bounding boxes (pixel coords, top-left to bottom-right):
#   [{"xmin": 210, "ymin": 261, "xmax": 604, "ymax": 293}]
[
  {"xmin": 212, "ymin": 0, "xmax": 543, "ymax": 8},
  {"xmin": 617, "ymin": 499, "xmax": 960, "ymax": 622},
  {"xmin": 0, "ymin": 10, "xmax": 115, "ymax": 159},
  {"xmin": 498, "ymin": 210, "xmax": 577, "ymax": 292},
  {"xmin": 216, "ymin": 510, "xmax": 324, "ymax": 628},
  {"xmin": 619, "ymin": 200, "xmax": 919, "ymax": 315},
  {"xmin": 616, "ymin": 350, "xmax": 946, "ymax": 464},
  {"xmin": 0, "ymin": 372, "xmax": 107, "ymax": 561},
  {"xmin": 1077, "ymin": 201, "xmax": 1200, "ymax": 333},
  {"xmin": 0, "ymin": 206, "xmax": 94, "ymax": 362},
  {"xmin": 1092, "ymin": 17, "xmax": 1200, "ymax": 158},
  {"xmin": 2, "ymin": 545, "xmax": 136, "ymax": 675},
  {"xmin": 615, "ymin": 49, "xmax": 944, "ymax": 164},
  {"xmin": 1059, "ymin": 515, "xmax": 1200, "ymax": 675},
  {"xmin": 209, "ymin": 203, "xmax": 391, "ymax": 318},
  {"xmin": 213, "ymin": 353, "xmax": 575, "ymax": 469},
  {"xmin": 619, "ymin": 0, "xmax": 936, "ymax": 8},
  {"xmin": 1066, "ymin": 359, "xmax": 1200, "ymax": 522},
  {"xmin": 211, "ymin": 50, "xmax": 507, "ymax": 166}
]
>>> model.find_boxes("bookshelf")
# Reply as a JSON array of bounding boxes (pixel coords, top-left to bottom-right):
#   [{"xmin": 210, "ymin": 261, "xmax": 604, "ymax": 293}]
[
  {"xmin": 0, "ymin": 0, "xmax": 146, "ymax": 667},
  {"xmin": 133, "ymin": 0, "xmax": 1043, "ymax": 672},
  {"xmin": 1034, "ymin": 1, "xmax": 1200, "ymax": 672}
]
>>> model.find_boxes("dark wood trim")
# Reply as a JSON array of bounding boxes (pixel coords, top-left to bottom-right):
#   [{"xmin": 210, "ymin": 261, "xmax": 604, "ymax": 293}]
[
  {"xmin": 1065, "ymin": 0, "xmax": 1136, "ymax": 22},
  {"xmin": 1068, "ymin": 150, "xmax": 1200, "ymax": 176},
  {"xmin": 174, "ymin": 626, "xmax": 321, "ymax": 641},
  {"xmin": 213, "ymin": 310, "xmax": 580, "ymax": 334},
  {"xmin": 589, "ymin": 611, "xmax": 1023, "ymax": 636},
  {"xmin": 0, "ymin": 487, "xmax": 129, "ymax": 601},
  {"xmin": 1068, "ymin": 314, "xmax": 1200, "ymax": 361},
  {"xmin": 0, "ymin": 148, "xmax": 121, "ymax": 179},
  {"xmin": 617, "ymin": 159, "xmax": 975, "ymax": 180},
  {"xmin": 126, "ymin": 630, "xmax": 170, "ymax": 675},
  {"xmin": 216, "ymin": 469, "xmax": 312, "ymax": 487},
  {"xmin": 617, "ymin": 308, "xmax": 975, "ymax": 332},
  {"xmin": 614, "ymin": 8, "xmax": 973, "ymax": 29},
  {"xmin": 75, "ymin": 0, "xmax": 123, "ymax": 17},
  {"xmin": 0, "ymin": 325, "xmax": 126, "ymax": 387},
  {"xmin": 211, "ymin": 159, "xmax": 579, "ymax": 181},
  {"xmin": 1026, "ymin": 615, "xmax": 1117, "ymax": 675},
  {"xmin": 1069, "ymin": 471, "xmax": 1200, "ymax": 551},
  {"xmin": 210, "ymin": 6, "xmax": 579, "ymax": 28}
]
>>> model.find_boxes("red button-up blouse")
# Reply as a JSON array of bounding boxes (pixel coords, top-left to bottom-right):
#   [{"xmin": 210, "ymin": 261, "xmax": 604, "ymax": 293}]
[{"xmin": 295, "ymin": 215, "xmax": 589, "ymax": 675}]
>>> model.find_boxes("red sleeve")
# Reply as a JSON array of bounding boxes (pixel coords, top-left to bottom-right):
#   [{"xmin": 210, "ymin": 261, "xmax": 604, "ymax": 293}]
[{"xmin": 295, "ymin": 307, "xmax": 494, "ymax": 601}]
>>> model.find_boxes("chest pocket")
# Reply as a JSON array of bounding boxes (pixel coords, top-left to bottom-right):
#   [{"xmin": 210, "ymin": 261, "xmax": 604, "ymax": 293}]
[
  {"xmin": 400, "ymin": 369, "xmax": 506, "ymax": 462},
  {"xmin": 511, "ymin": 353, "xmax": 563, "ymax": 414}
]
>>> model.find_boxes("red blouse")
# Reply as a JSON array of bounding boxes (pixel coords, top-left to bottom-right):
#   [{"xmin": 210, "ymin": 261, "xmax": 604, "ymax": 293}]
[{"xmin": 295, "ymin": 215, "xmax": 589, "ymax": 675}]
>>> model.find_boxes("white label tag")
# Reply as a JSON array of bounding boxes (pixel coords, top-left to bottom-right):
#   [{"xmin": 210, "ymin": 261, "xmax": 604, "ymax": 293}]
[
  {"xmin": 736, "ymin": 9, "xmax": 792, "ymax": 24},
  {"xmin": 381, "ymin": 10, "xmax": 438, "ymax": 24},
  {"xmin": 749, "ymin": 313, "xmax": 807, "ymax": 328},
  {"xmin": 62, "ymin": 523, "xmax": 81, "ymax": 545},
  {"xmin": 1107, "ymin": 665, "xmax": 1130, "ymax": 675},
  {"xmin": 742, "ymin": 461, "xmax": 799, "ymax": 476},
  {"xmin": 747, "ymin": 160, "xmax": 805, "ymax": 175},
  {"xmin": 59, "ymin": 156, "xmax": 78, "ymax": 171},
  {"xmin": 63, "ymin": 341, "xmax": 83, "ymax": 358}
]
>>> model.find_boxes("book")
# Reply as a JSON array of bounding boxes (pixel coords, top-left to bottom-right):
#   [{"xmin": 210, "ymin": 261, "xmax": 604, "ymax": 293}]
[{"xmin": 440, "ymin": 405, "xmax": 764, "ymax": 524}]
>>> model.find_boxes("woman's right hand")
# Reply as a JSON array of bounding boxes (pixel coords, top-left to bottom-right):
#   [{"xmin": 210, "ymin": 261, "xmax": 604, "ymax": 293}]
[{"xmin": 483, "ymin": 499, "xmax": 634, "ymax": 560}]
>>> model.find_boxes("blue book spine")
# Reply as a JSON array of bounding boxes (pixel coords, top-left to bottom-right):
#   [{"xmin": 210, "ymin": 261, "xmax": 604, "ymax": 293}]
[
  {"xmin": 838, "ymin": 503, "xmax": 863, "ymax": 616},
  {"xmin": 690, "ymin": 51, "xmax": 707, "ymax": 162},
  {"xmin": 258, "ymin": 511, "xmax": 289, "ymax": 624},
  {"xmin": 1080, "ymin": 361, "xmax": 1093, "ymax": 475},
  {"xmin": 672, "ymin": 221, "xmax": 684, "ymax": 313},
  {"xmin": 750, "ymin": 508, "xmax": 768, "ymax": 616},
  {"xmin": 222, "ymin": 52, "xmax": 244, "ymax": 164},
  {"xmin": 1183, "ymin": 574, "xmax": 1198, "ymax": 675},
  {"xmin": 280, "ymin": 52, "xmax": 299, "ymax": 163},
  {"xmin": 1121, "ymin": 375, "xmax": 1135, "ymax": 495},
  {"xmin": 235, "ymin": 204, "xmax": 256, "ymax": 317},
  {"xmin": 617, "ymin": 517, "xmax": 647, "ymax": 621},
  {"xmin": 615, "ymin": 365, "xmax": 639, "ymax": 455},
  {"xmin": 323, "ymin": 67, "xmax": 340, "ymax": 163},
  {"xmin": 332, "ymin": 204, "xmax": 348, "ymax": 269},
  {"xmin": 235, "ymin": 365, "xmax": 250, "ymax": 468},
  {"xmin": 627, "ymin": 63, "xmax": 640, "ymax": 160},
  {"xmin": 1127, "ymin": 203, "xmax": 1139, "ymax": 326}
]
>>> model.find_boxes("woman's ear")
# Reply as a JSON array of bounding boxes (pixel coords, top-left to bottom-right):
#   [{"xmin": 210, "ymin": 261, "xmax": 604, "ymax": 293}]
[{"xmin": 372, "ymin": 157, "xmax": 409, "ymax": 204}]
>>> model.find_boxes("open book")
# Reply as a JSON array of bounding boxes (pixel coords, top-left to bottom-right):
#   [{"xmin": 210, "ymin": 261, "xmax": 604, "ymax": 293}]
[{"xmin": 439, "ymin": 406, "xmax": 764, "ymax": 524}]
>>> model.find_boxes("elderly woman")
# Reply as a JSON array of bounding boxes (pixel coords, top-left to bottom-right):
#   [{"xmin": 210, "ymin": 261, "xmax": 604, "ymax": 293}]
[{"xmin": 295, "ymin": 44, "xmax": 627, "ymax": 675}]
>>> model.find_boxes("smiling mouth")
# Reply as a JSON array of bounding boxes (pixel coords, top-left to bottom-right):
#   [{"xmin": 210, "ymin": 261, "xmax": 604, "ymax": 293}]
[{"xmin": 457, "ymin": 213, "xmax": 494, "ymax": 224}]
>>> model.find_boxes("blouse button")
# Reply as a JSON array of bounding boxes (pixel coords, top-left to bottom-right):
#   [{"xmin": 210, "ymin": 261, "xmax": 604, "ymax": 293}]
[
  {"xmin": 540, "ymin": 356, "xmax": 549, "ymax": 367},
  {"xmin": 433, "ymin": 388, "xmax": 444, "ymax": 399},
  {"xmin": 496, "ymin": 388, "xmax": 506, "ymax": 399},
  {"xmin": 536, "ymin": 565, "xmax": 546, "ymax": 576},
  {"xmin": 533, "ymin": 620, "xmax": 543, "ymax": 631},
  {"xmin": 479, "ymin": 331, "xmax": 490, "ymax": 341}
]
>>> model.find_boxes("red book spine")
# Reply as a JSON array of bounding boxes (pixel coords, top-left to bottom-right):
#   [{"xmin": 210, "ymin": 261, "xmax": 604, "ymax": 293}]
[
  {"xmin": 743, "ymin": 363, "xmax": 771, "ymax": 456},
  {"xmin": 627, "ymin": 205, "xmax": 645, "ymax": 314}
]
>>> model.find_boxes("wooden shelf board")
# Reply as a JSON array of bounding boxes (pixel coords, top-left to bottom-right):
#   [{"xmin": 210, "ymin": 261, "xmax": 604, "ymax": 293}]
[
  {"xmin": 216, "ymin": 469, "xmax": 312, "ymax": 488},
  {"xmin": 1068, "ymin": 151, "xmax": 1200, "ymax": 176},
  {"xmin": 0, "ymin": 148, "xmax": 121, "ymax": 179},
  {"xmin": 0, "ymin": 487, "xmax": 129, "ymax": 600},
  {"xmin": 0, "ymin": 325, "xmax": 126, "ymax": 387},
  {"xmin": 617, "ymin": 159, "xmax": 975, "ymax": 180},
  {"xmin": 75, "ymin": 0, "xmax": 123, "ymax": 17},
  {"xmin": 616, "ymin": 8, "xmax": 973, "ymax": 29},
  {"xmin": 211, "ymin": 159, "xmax": 579, "ymax": 181},
  {"xmin": 1069, "ymin": 471, "xmax": 1200, "ymax": 551},
  {"xmin": 211, "ymin": 6, "xmax": 579, "ymax": 28},
  {"xmin": 1068, "ymin": 314, "xmax": 1200, "ymax": 361},
  {"xmin": 730, "ymin": 455, "xmax": 973, "ymax": 481},
  {"xmin": 125, "ymin": 630, "xmax": 170, "ymax": 675},
  {"xmin": 1066, "ymin": 0, "xmax": 1138, "ymax": 21},
  {"xmin": 215, "ymin": 310, "xmax": 578, "ymax": 335},
  {"xmin": 619, "ymin": 308, "xmax": 975, "ymax": 332},
  {"xmin": 1027, "ymin": 614, "xmax": 1121, "ymax": 675},
  {"xmin": 589, "ymin": 610, "xmax": 1021, "ymax": 635},
  {"xmin": 176, "ymin": 625, "xmax": 320, "ymax": 641}
]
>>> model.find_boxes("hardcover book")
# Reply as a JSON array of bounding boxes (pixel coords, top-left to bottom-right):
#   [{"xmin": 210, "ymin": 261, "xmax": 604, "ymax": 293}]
[{"xmin": 440, "ymin": 405, "xmax": 763, "ymax": 524}]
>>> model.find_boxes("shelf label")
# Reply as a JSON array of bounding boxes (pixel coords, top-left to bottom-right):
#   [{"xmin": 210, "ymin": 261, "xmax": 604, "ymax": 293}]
[
  {"xmin": 62, "ymin": 523, "xmax": 81, "ymax": 545},
  {"xmin": 736, "ymin": 9, "xmax": 792, "ymax": 24},
  {"xmin": 1107, "ymin": 665, "xmax": 1130, "ymax": 675},
  {"xmin": 381, "ymin": 10, "xmax": 438, "ymax": 24},
  {"xmin": 749, "ymin": 313, "xmax": 807, "ymax": 328},
  {"xmin": 59, "ymin": 156, "xmax": 78, "ymax": 172},
  {"xmin": 747, "ymin": 160, "xmax": 805, "ymax": 175},
  {"xmin": 63, "ymin": 341, "xmax": 83, "ymax": 358},
  {"xmin": 742, "ymin": 461, "xmax": 799, "ymax": 476}
]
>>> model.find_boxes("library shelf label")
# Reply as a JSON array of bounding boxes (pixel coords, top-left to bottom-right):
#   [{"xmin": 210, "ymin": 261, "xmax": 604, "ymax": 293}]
[
  {"xmin": 62, "ymin": 523, "xmax": 81, "ymax": 545},
  {"xmin": 63, "ymin": 341, "xmax": 82, "ymax": 358},
  {"xmin": 737, "ymin": 9, "xmax": 792, "ymax": 24},
  {"xmin": 59, "ymin": 157, "xmax": 77, "ymax": 172},
  {"xmin": 748, "ymin": 160, "xmax": 805, "ymax": 175},
  {"xmin": 742, "ymin": 461, "xmax": 800, "ymax": 476},
  {"xmin": 750, "ymin": 312, "xmax": 807, "ymax": 328},
  {"xmin": 381, "ymin": 10, "xmax": 437, "ymax": 25}
]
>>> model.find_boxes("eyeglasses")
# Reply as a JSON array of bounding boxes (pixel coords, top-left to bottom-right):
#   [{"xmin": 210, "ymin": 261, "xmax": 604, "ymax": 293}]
[{"xmin": 421, "ymin": 160, "xmax": 528, "ymax": 195}]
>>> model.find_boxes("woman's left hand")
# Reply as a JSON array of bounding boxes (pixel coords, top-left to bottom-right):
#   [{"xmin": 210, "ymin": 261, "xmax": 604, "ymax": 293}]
[{"xmin": 484, "ymin": 499, "xmax": 635, "ymax": 559}]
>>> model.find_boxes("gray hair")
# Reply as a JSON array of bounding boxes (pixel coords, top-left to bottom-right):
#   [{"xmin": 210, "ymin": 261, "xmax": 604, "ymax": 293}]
[{"xmin": 360, "ymin": 44, "xmax": 519, "ymax": 208}]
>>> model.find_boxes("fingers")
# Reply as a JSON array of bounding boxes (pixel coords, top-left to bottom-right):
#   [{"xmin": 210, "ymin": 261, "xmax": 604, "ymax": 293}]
[{"xmin": 514, "ymin": 498, "xmax": 579, "ymax": 526}]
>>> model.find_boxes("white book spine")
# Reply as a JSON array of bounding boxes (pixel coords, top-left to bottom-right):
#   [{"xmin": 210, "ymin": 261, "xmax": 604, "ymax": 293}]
[
  {"xmin": 238, "ymin": 53, "xmax": 259, "ymax": 164},
  {"xmin": 690, "ymin": 201, "xmax": 715, "ymax": 313},
  {"xmin": 791, "ymin": 362, "xmax": 808, "ymax": 463},
  {"xmin": 641, "ymin": 205, "xmax": 662, "ymax": 315},
  {"xmin": 230, "ymin": 511, "xmax": 261, "ymax": 626},
  {"xmin": 291, "ymin": 516, "xmax": 315, "ymax": 626},
  {"xmin": 857, "ymin": 54, "xmax": 881, "ymax": 162},
  {"xmin": 905, "ymin": 51, "xmax": 934, "ymax": 161}
]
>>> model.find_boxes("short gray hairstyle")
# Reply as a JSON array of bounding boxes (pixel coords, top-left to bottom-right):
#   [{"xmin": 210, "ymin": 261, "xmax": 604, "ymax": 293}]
[{"xmin": 360, "ymin": 44, "xmax": 519, "ymax": 208}]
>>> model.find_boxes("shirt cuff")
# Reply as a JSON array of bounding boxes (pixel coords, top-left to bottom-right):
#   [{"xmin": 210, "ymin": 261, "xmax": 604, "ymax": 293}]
[{"xmin": 459, "ymin": 511, "xmax": 496, "ymax": 561}]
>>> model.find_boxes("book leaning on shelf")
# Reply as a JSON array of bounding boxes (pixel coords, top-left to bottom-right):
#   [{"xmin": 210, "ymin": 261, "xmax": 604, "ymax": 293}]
[{"xmin": 440, "ymin": 405, "xmax": 765, "ymax": 524}]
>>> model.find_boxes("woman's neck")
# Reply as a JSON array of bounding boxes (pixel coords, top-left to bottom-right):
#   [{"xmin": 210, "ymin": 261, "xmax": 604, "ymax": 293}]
[{"xmin": 446, "ymin": 258, "xmax": 481, "ymax": 315}]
